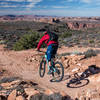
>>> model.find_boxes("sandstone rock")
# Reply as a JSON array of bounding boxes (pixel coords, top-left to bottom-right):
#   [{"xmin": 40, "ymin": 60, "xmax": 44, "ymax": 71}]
[
  {"xmin": 61, "ymin": 56, "xmax": 67, "ymax": 61},
  {"xmin": 66, "ymin": 21, "xmax": 100, "ymax": 30},
  {"xmin": 61, "ymin": 55, "xmax": 85, "ymax": 69},
  {"xmin": 31, "ymin": 57, "xmax": 35, "ymax": 61},
  {"xmin": 72, "ymin": 68, "xmax": 80, "ymax": 73},
  {"xmin": 63, "ymin": 59, "xmax": 69, "ymax": 68},
  {"xmin": 45, "ymin": 89, "xmax": 54, "ymax": 95},
  {"xmin": 1, "ymin": 80, "xmax": 20, "ymax": 90},
  {"xmin": 60, "ymin": 91, "xmax": 67, "ymax": 97},
  {"xmin": 25, "ymin": 88, "xmax": 39, "ymax": 95},
  {"xmin": 8, "ymin": 90, "xmax": 16, "ymax": 100},
  {"xmin": 25, "ymin": 88, "xmax": 39, "ymax": 100},
  {"xmin": 1, "ymin": 80, "xmax": 20, "ymax": 87},
  {"xmin": 76, "ymin": 63, "xmax": 82, "ymax": 67},
  {"xmin": 0, "ymin": 90, "xmax": 8, "ymax": 96},
  {"xmin": 16, "ymin": 96, "xmax": 25, "ymax": 100},
  {"xmin": 26, "ymin": 55, "xmax": 41, "ymax": 63}
]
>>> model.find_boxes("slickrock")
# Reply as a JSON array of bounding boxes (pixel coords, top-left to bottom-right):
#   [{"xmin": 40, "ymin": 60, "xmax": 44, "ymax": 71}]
[
  {"xmin": 25, "ymin": 88, "xmax": 39, "ymax": 100},
  {"xmin": 45, "ymin": 89, "xmax": 54, "ymax": 95},
  {"xmin": 1, "ymin": 80, "xmax": 20, "ymax": 89},
  {"xmin": 16, "ymin": 96, "xmax": 25, "ymax": 100},
  {"xmin": 7, "ymin": 90, "xmax": 16, "ymax": 100}
]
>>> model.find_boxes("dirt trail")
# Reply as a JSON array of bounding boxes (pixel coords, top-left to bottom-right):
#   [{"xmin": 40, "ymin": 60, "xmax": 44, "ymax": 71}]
[{"xmin": 0, "ymin": 45, "xmax": 100, "ymax": 99}]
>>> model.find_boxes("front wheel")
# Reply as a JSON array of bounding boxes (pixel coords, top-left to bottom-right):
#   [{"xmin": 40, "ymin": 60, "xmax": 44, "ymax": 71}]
[
  {"xmin": 39, "ymin": 57, "xmax": 46, "ymax": 77},
  {"xmin": 50, "ymin": 61, "xmax": 64, "ymax": 82},
  {"xmin": 67, "ymin": 78, "xmax": 89, "ymax": 88}
]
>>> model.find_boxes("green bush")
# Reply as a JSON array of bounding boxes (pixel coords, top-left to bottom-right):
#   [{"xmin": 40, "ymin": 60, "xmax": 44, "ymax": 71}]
[
  {"xmin": 83, "ymin": 49, "xmax": 97, "ymax": 58},
  {"xmin": 13, "ymin": 32, "xmax": 42, "ymax": 51},
  {"xmin": 60, "ymin": 31, "xmax": 72, "ymax": 38},
  {"xmin": 88, "ymin": 40, "xmax": 94, "ymax": 43},
  {"xmin": 0, "ymin": 40, "xmax": 6, "ymax": 44}
]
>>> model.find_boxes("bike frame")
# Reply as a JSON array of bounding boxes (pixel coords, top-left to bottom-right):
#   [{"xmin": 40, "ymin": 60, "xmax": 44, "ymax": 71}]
[
  {"xmin": 44, "ymin": 54, "xmax": 56, "ymax": 72},
  {"xmin": 44, "ymin": 54, "xmax": 50, "ymax": 70}
]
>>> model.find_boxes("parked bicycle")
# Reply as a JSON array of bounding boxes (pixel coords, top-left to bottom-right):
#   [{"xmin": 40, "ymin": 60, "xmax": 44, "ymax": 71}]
[
  {"xmin": 39, "ymin": 51, "xmax": 64, "ymax": 82},
  {"xmin": 67, "ymin": 73, "xmax": 89, "ymax": 88}
]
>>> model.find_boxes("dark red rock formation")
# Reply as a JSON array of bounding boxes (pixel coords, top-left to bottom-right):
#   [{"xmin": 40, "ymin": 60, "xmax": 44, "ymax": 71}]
[
  {"xmin": 1, "ymin": 15, "xmax": 100, "ymax": 30},
  {"xmin": 66, "ymin": 22, "xmax": 100, "ymax": 30}
]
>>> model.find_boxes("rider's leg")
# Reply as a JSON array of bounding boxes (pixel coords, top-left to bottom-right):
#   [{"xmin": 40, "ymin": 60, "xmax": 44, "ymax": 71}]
[
  {"xmin": 48, "ymin": 61, "xmax": 51, "ymax": 67},
  {"xmin": 47, "ymin": 44, "xmax": 53, "ymax": 74},
  {"xmin": 47, "ymin": 44, "xmax": 58, "ymax": 74}
]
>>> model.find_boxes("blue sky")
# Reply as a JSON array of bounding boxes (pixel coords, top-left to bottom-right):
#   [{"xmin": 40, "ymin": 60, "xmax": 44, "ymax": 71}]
[{"xmin": 0, "ymin": 0, "xmax": 100, "ymax": 16}]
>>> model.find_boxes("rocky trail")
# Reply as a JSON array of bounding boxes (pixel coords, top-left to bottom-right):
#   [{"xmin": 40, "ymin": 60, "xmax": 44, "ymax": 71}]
[{"xmin": 0, "ymin": 45, "xmax": 100, "ymax": 100}]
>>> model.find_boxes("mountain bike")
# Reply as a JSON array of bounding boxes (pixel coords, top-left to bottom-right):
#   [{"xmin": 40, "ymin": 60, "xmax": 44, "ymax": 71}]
[
  {"xmin": 67, "ymin": 73, "xmax": 89, "ymax": 88},
  {"xmin": 39, "ymin": 51, "xmax": 64, "ymax": 82}
]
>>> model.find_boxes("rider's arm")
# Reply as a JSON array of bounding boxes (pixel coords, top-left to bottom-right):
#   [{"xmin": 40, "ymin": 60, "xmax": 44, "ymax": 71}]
[{"xmin": 37, "ymin": 35, "xmax": 49, "ymax": 50}]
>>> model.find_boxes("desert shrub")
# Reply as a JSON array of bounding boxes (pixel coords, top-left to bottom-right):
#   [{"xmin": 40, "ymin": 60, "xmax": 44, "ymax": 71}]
[
  {"xmin": 88, "ymin": 40, "xmax": 94, "ymax": 43},
  {"xmin": 60, "ymin": 31, "xmax": 72, "ymax": 38},
  {"xmin": 0, "ymin": 40, "xmax": 6, "ymax": 44},
  {"xmin": 13, "ymin": 32, "xmax": 42, "ymax": 51},
  {"xmin": 83, "ymin": 49, "xmax": 97, "ymax": 58}
]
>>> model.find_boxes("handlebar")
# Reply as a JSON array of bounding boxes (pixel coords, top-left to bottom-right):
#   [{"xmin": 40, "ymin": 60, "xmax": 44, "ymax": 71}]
[{"xmin": 37, "ymin": 50, "xmax": 46, "ymax": 55}]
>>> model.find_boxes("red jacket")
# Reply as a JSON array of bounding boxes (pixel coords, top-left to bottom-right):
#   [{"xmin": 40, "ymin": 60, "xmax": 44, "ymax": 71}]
[{"xmin": 37, "ymin": 34, "xmax": 58, "ymax": 50}]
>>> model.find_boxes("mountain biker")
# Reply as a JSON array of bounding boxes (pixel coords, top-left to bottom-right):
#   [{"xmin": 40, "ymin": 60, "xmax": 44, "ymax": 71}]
[{"xmin": 37, "ymin": 30, "xmax": 58, "ymax": 74}]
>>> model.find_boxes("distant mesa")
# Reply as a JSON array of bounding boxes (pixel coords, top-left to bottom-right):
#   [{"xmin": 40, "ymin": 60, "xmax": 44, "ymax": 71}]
[
  {"xmin": 0, "ymin": 15, "xmax": 100, "ymax": 30},
  {"xmin": 5, "ymin": 15, "xmax": 16, "ymax": 17}
]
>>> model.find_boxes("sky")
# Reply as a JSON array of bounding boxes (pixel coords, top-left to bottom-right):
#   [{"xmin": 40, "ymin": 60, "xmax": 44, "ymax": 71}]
[{"xmin": 0, "ymin": 0, "xmax": 100, "ymax": 16}]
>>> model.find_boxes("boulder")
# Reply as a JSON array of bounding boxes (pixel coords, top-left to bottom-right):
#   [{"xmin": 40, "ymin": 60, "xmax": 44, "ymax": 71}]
[
  {"xmin": 24, "ymin": 88, "xmax": 39, "ymax": 100},
  {"xmin": 16, "ymin": 96, "xmax": 25, "ymax": 100},
  {"xmin": 0, "ymin": 90, "xmax": 8, "ymax": 96},
  {"xmin": 72, "ymin": 68, "xmax": 80, "ymax": 73},
  {"xmin": 61, "ymin": 55, "xmax": 84, "ymax": 69},
  {"xmin": 63, "ymin": 59, "xmax": 69, "ymax": 68},
  {"xmin": 45, "ymin": 89, "xmax": 54, "ymax": 95},
  {"xmin": 7, "ymin": 90, "xmax": 16, "ymax": 100},
  {"xmin": 1, "ymin": 80, "xmax": 20, "ymax": 90},
  {"xmin": 1, "ymin": 80, "xmax": 20, "ymax": 87}
]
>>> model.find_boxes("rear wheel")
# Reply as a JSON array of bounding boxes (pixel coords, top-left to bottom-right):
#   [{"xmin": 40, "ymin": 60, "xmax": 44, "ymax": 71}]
[
  {"xmin": 67, "ymin": 78, "xmax": 89, "ymax": 88},
  {"xmin": 67, "ymin": 73, "xmax": 89, "ymax": 88},
  {"xmin": 39, "ymin": 57, "xmax": 46, "ymax": 77},
  {"xmin": 50, "ymin": 61, "xmax": 64, "ymax": 82}
]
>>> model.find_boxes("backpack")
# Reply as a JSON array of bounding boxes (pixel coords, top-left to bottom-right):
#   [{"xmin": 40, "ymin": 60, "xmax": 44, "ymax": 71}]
[{"xmin": 47, "ymin": 31, "xmax": 58, "ymax": 42}]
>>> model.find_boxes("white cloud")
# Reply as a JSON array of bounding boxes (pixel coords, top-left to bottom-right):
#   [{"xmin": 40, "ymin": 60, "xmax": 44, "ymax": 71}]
[
  {"xmin": 68, "ymin": 0, "xmax": 73, "ymax": 1},
  {"xmin": 81, "ymin": 0, "xmax": 91, "ymax": 3},
  {"xmin": 52, "ymin": 6, "xmax": 70, "ymax": 9},
  {"xmin": 80, "ymin": 0, "xmax": 100, "ymax": 4},
  {"xmin": 26, "ymin": 0, "xmax": 42, "ymax": 8},
  {"xmin": 0, "ymin": 8, "xmax": 100, "ymax": 16},
  {"xmin": 65, "ymin": 0, "xmax": 100, "ymax": 4},
  {"xmin": 0, "ymin": 0, "xmax": 42, "ymax": 9},
  {"xmin": 0, "ymin": 5, "xmax": 17, "ymax": 7}
]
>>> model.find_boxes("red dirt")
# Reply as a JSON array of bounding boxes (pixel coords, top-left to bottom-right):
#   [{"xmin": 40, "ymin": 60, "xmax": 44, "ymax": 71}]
[{"xmin": 0, "ymin": 45, "xmax": 100, "ymax": 99}]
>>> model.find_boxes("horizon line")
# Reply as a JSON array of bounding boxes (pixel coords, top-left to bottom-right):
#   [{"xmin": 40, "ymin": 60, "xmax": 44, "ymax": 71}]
[{"xmin": 0, "ymin": 14, "xmax": 100, "ymax": 18}]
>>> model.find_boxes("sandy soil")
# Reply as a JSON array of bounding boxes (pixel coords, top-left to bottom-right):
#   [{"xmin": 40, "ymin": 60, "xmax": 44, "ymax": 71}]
[{"xmin": 0, "ymin": 45, "xmax": 100, "ymax": 99}]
